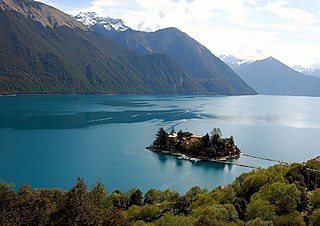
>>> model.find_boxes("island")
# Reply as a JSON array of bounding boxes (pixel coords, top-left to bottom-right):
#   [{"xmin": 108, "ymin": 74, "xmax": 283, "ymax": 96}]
[{"xmin": 147, "ymin": 127, "xmax": 241, "ymax": 162}]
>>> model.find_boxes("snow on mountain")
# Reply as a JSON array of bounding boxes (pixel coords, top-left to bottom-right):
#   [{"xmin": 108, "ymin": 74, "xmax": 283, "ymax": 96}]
[
  {"xmin": 74, "ymin": 12, "xmax": 129, "ymax": 31},
  {"xmin": 219, "ymin": 55, "xmax": 251, "ymax": 71},
  {"xmin": 293, "ymin": 65, "xmax": 320, "ymax": 77}
]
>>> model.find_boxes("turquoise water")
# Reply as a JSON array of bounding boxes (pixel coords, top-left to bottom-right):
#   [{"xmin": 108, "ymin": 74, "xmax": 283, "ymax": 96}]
[{"xmin": 0, "ymin": 95, "xmax": 320, "ymax": 193}]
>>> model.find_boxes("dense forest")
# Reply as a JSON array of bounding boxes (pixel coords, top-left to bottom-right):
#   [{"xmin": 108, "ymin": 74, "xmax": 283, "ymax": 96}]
[
  {"xmin": 148, "ymin": 127, "xmax": 241, "ymax": 160},
  {"xmin": 2, "ymin": 158, "xmax": 320, "ymax": 225}
]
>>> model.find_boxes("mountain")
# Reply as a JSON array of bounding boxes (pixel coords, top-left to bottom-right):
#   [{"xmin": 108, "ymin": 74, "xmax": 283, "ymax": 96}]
[
  {"xmin": 74, "ymin": 12, "xmax": 129, "ymax": 38},
  {"xmin": 76, "ymin": 13, "xmax": 256, "ymax": 95},
  {"xmin": 0, "ymin": 0, "xmax": 207, "ymax": 94},
  {"xmin": 219, "ymin": 55, "xmax": 250, "ymax": 71},
  {"xmin": 293, "ymin": 65, "xmax": 320, "ymax": 77},
  {"xmin": 235, "ymin": 57, "xmax": 320, "ymax": 96}
]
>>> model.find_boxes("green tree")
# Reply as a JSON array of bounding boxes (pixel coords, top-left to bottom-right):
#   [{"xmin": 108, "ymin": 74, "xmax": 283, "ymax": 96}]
[
  {"xmin": 310, "ymin": 208, "xmax": 320, "ymax": 226},
  {"xmin": 154, "ymin": 128, "xmax": 168, "ymax": 146},
  {"xmin": 190, "ymin": 193, "xmax": 216, "ymax": 211},
  {"xmin": 89, "ymin": 179, "xmax": 112, "ymax": 209},
  {"xmin": 155, "ymin": 212, "xmax": 197, "ymax": 226},
  {"xmin": 211, "ymin": 185, "xmax": 236, "ymax": 204},
  {"xmin": 211, "ymin": 128, "xmax": 222, "ymax": 145},
  {"xmin": 245, "ymin": 218, "xmax": 273, "ymax": 226},
  {"xmin": 258, "ymin": 182, "xmax": 301, "ymax": 214},
  {"xmin": 128, "ymin": 204, "xmax": 161, "ymax": 222},
  {"xmin": 310, "ymin": 189, "xmax": 320, "ymax": 210},
  {"xmin": 144, "ymin": 189, "xmax": 157, "ymax": 204},
  {"xmin": 110, "ymin": 190, "xmax": 124, "ymax": 208},
  {"xmin": 192, "ymin": 204, "xmax": 239, "ymax": 225},
  {"xmin": 130, "ymin": 189, "xmax": 143, "ymax": 207},
  {"xmin": 246, "ymin": 198, "xmax": 276, "ymax": 221},
  {"xmin": 202, "ymin": 133, "xmax": 210, "ymax": 148},
  {"xmin": 185, "ymin": 186, "xmax": 207, "ymax": 200},
  {"xmin": 51, "ymin": 177, "xmax": 100, "ymax": 225},
  {"xmin": 275, "ymin": 211, "xmax": 305, "ymax": 226}
]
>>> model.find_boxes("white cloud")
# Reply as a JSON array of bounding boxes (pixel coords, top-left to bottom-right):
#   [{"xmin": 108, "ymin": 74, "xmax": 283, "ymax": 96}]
[
  {"xmin": 39, "ymin": 0, "xmax": 320, "ymax": 67},
  {"xmin": 260, "ymin": 1, "xmax": 318, "ymax": 24}
]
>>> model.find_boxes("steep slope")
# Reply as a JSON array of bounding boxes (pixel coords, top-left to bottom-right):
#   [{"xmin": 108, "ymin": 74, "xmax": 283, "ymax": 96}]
[
  {"xmin": 236, "ymin": 57, "xmax": 320, "ymax": 96},
  {"xmin": 0, "ymin": 0, "xmax": 206, "ymax": 94},
  {"xmin": 1, "ymin": 0, "xmax": 88, "ymax": 29},
  {"xmin": 78, "ymin": 16, "xmax": 256, "ymax": 95}
]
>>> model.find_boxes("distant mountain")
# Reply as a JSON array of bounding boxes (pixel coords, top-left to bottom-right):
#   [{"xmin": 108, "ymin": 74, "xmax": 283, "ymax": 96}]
[
  {"xmin": 0, "ymin": 0, "xmax": 208, "ymax": 94},
  {"xmin": 76, "ymin": 13, "xmax": 256, "ymax": 95},
  {"xmin": 219, "ymin": 55, "xmax": 250, "ymax": 71},
  {"xmin": 293, "ymin": 65, "xmax": 320, "ymax": 77},
  {"xmin": 235, "ymin": 57, "xmax": 320, "ymax": 96}
]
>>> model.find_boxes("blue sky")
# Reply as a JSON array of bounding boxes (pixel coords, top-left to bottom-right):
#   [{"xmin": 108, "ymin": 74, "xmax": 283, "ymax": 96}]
[{"xmin": 39, "ymin": 0, "xmax": 320, "ymax": 67}]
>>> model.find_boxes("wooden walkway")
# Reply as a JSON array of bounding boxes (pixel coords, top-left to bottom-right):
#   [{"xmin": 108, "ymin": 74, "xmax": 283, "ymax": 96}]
[
  {"xmin": 205, "ymin": 159, "xmax": 258, "ymax": 169},
  {"xmin": 203, "ymin": 152, "xmax": 289, "ymax": 169},
  {"xmin": 241, "ymin": 152, "xmax": 289, "ymax": 164}
]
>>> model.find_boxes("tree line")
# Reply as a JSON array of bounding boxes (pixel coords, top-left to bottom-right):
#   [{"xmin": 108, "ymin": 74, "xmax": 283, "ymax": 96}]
[{"xmin": 2, "ymin": 158, "xmax": 320, "ymax": 225}]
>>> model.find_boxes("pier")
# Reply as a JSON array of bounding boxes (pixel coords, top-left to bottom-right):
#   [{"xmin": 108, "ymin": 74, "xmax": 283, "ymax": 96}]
[
  {"xmin": 203, "ymin": 152, "xmax": 289, "ymax": 169},
  {"xmin": 205, "ymin": 159, "xmax": 258, "ymax": 169},
  {"xmin": 241, "ymin": 152, "xmax": 289, "ymax": 164}
]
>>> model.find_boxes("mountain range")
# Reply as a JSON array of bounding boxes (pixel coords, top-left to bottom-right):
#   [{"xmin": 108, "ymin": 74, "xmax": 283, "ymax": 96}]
[
  {"xmin": 234, "ymin": 57, "xmax": 320, "ymax": 96},
  {"xmin": 0, "ymin": 1, "xmax": 255, "ymax": 95},
  {"xmin": 74, "ymin": 12, "xmax": 256, "ymax": 95}
]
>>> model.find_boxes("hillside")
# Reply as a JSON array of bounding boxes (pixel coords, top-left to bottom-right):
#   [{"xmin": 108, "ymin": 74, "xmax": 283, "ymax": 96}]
[
  {"xmin": 75, "ymin": 13, "xmax": 256, "ymax": 95},
  {"xmin": 112, "ymin": 28, "xmax": 256, "ymax": 95},
  {"xmin": 235, "ymin": 57, "xmax": 320, "ymax": 96},
  {"xmin": 0, "ymin": 0, "xmax": 206, "ymax": 94}
]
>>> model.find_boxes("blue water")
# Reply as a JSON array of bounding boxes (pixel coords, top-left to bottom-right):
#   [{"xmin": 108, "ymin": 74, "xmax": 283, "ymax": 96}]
[{"xmin": 0, "ymin": 95, "xmax": 320, "ymax": 193}]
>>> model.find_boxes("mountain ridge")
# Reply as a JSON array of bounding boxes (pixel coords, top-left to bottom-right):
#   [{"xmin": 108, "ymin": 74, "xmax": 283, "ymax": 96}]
[
  {"xmin": 0, "ymin": 0, "xmax": 207, "ymax": 94},
  {"xmin": 0, "ymin": 1, "xmax": 256, "ymax": 95},
  {"xmin": 77, "ymin": 14, "xmax": 256, "ymax": 95},
  {"xmin": 235, "ymin": 57, "xmax": 320, "ymax": 96}
]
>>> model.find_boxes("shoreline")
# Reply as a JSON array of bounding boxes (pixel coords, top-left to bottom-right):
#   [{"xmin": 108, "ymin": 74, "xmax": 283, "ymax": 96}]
[{"xmin": 146, "ymin": 146, "xmax": 241, "ymax": 163}]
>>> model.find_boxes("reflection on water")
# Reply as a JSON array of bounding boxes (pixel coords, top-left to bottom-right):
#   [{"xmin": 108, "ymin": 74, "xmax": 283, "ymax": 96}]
[{"xmin": 0, "ymin": 94, "xmax": 320, "ymax": 192}]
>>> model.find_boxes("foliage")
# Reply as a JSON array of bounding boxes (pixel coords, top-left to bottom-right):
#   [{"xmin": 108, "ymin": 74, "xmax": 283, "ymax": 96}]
[
  {"xmin": 154, "ymin": 212, "xmax": 196, "ymax": 226},
  {"xmin": 310, "ymin": 208, "xmax": 320, "ymax": 226},
  {"xmin": 274, "ymin": 211, "xmax": 305, "ymax": 226},
  {"xmin": 2, "ymin": 160, "xmax": 320, "ymax": 225},
  {"xmin": 128, "ymin": 204, "xmax": 161, "ymax": 222},
  {"xmin": 150, "ymin": 127, "xmax": 241, "ymax": 160},
  {"xmin": 245, "ymin": 198, "xmax": 276, "ymax": 221}
]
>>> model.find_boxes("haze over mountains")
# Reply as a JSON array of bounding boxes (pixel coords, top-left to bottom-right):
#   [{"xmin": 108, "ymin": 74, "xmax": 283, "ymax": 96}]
[
  {"xmin": 0, "ymin": 1, "xmax": 255, "ymax": 95},
  {"xmin": 232, "ymin": 57, "xmax": 320, "ymax": 96}
]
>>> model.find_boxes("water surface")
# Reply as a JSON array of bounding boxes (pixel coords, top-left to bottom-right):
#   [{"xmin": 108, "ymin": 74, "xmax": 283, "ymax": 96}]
[{"xmin": 0, "ymin": 95, "xmax": 319, "ymax": 193}]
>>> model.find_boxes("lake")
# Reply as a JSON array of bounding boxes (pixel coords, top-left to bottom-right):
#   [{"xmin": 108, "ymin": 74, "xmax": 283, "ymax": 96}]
[{"xmin": 0, "ymin": 94, "xmax": 320, "ymax": 193}]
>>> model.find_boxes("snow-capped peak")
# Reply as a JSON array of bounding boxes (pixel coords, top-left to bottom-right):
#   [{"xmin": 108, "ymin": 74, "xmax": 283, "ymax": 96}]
[
  {"xmin": 292, "ymin": 65, "xmax": 308, "ymax": 73},
  {"xmin": 219, "ymin": 55, "xmax": 251, "ymax": 70},
  {"xmin": 74, "ymin": 12, "xmax": 129, "ymax": 31},
  {"xmin": 292, "ymin": 64, "xmax": 320, "ymax": 77}
]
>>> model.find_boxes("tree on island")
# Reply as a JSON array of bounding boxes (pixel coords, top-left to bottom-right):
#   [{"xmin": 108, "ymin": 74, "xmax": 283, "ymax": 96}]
[
  {"xmin": 149, "ymin": 127, "xmax": 241, "ymax": 160},
  {"xmin": 153, "ymin": 127, "xmax": 168, "ymax": 146}
]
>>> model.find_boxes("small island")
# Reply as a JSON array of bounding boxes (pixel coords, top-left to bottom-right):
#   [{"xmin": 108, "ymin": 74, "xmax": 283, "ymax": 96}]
[{"xmin": 147, "ymin": 127, "xmax": 241, "ymax": 163}]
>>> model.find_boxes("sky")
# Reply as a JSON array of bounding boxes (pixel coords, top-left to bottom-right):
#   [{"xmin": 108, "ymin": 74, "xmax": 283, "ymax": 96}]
[{"xmin": 39, "ymin": 0, "xmax": 320, "ymax": 68}]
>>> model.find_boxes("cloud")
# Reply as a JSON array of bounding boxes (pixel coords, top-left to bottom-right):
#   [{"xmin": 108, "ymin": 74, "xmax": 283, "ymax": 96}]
[
  {"xmin": 41, "ymin": 0, "xmax": 320, "ymax": 67},
  {"xmin": 260, "ymin": 1, "xmax": 318, "ymax": 24}
]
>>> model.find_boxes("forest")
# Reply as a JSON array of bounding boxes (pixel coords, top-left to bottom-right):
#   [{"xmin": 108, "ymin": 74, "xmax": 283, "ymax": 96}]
[{"xmin": 1, "ymin": 158, "xmax": 320, "ymax": 225}]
